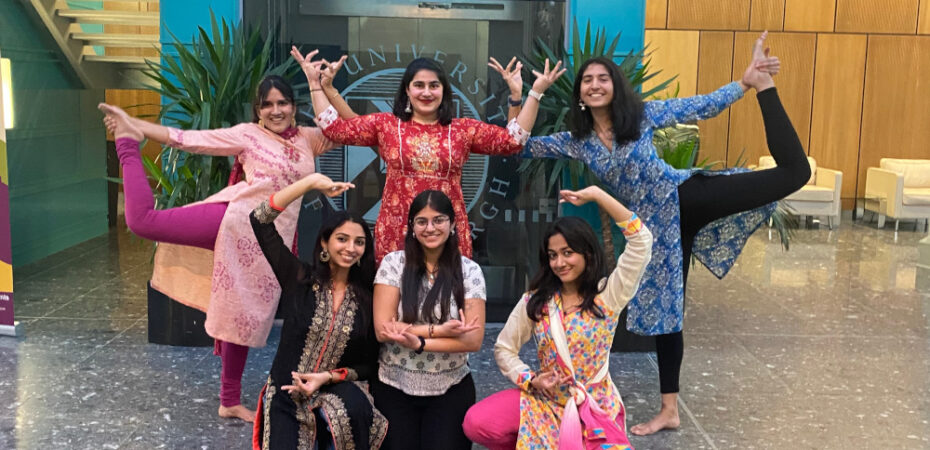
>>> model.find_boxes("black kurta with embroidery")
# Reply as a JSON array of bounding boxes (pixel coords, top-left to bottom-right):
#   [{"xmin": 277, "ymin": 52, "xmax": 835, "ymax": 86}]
[{"xmin": 250, "ymin": 203, "xmax": 386, "ymax": 450}]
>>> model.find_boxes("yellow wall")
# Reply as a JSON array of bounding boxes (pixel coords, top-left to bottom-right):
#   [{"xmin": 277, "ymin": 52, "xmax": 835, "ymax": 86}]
[{"xmin": 645, "ymin": 0, "xmax": 930, "ymax": 208}]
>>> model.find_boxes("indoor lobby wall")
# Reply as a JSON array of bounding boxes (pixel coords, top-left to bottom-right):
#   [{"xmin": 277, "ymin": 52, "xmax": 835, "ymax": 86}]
[
  {"xmin": 0, "ymin": 1, "xmax": 107, "ymax": 267},
  {"xmin": 644, "ymin": 0, "xmax": 930, "ymax": 210}
]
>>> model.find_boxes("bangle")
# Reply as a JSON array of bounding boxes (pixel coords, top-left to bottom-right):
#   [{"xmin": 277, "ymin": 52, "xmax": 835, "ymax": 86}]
[
  {"xmin": 528, "ymin": 89, "xmax": 544, "ymax": 101},
  {"xmin": 310, "ymin": 88, "xmax": 323, "ymax": 93},
  {"xmin": 415, "ymin": 336, "xmax": 426, "ymax": 354},
  {"xmin": 268, "ymin": 194, "xmax": 285, "ymax": 212},
  {"xmin": 327, "ymin": 371, "xmax": 334, "ymax": 383},
  {"xmin": 508, "ymin": 96, "xmax": 522, "ymax": 107},
  {"xmin": 428, "ymin": 323, "xmax": 434, "ymax": 338}
]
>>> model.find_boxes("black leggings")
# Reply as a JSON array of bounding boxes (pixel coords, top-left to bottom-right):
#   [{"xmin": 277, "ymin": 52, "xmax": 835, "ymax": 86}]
[
  {"xmin": 655, "ymin": 88, "xmax": 810, "ymax": 394},
  {"xmin": 371, "ymin": 374, "xmax": 476, "ymax": 450}
]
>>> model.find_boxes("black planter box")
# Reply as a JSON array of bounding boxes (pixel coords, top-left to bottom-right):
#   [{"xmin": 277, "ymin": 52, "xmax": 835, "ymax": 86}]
[{"xmin": 147, "ymin": 282, "xmax": 213, "ymax": 347}]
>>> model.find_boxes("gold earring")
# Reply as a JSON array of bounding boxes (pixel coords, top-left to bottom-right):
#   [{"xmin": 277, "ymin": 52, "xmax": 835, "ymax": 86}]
[
  {"xmin": 319, "ymin": 250, "xmax": 330, "ymax": 262},
  {"xmin": 258, "ymin": 119, "xmax": 265, "ymax": 128},
  {"xmin": 291, "ymin": 117, "xmax": 296, "ymax": 127}
]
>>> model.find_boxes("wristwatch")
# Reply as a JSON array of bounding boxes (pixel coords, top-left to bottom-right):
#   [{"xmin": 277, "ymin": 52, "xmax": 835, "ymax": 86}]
[
  {"xmin": 415, "ymin": 336, "xmax": 426, "ymax": 354},
  {"xmin": 508, "ymin": 96, "xmax": 522, "ymax": 107},
  {"xmin": 528, "ymin": 89, "xmax": 544, "ymax": 101}
]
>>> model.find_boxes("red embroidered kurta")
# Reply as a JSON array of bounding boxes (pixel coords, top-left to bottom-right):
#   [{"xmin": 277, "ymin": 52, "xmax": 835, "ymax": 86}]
[{"xmin": 317, "ymin": 107, "xmax": 529, "ymax": 261}]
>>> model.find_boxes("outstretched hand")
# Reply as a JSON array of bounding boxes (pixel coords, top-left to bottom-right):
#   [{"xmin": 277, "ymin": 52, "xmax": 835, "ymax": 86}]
[
  {"xmin": 530, "ymin": 370, "xmax": 574, "ymax": 397},
  {"xmin": 488, "ymin": 57, "xmax": 524, "ymax": 98},
  {"xmin": 530, "ymin": 58, "xmax": 567, "ymax": 95},
  {"xmin": 320, "ymin": 55, "xmax": 348, "ymax": 88},
  {"xmin": 558, "ymin": 186, "xmax": 606, "ymax": 207},
  {"xmin": 282, "ymin": 371, "xmax": 328, "ymax": 397},
  {"xmin": 436, "ymin": 308, "xmax": 481, "ymax": 337},
  {"xmin": 303, "ymin": 173, "xmax": 355, "ymax": 197},
  {"xmin": 741, "ymin": 31, "xmax": 778, "ymax": 91},
  {"xmin": 381, "ymin": 320, "xmax": 420, "ymax": 349},
  {"xmin": 290, "ymin": 46, "xmax": 325, "ymax": 88},
  {"xmin": 98, "ymin": 103, "xmax": 143, "ymax": 141}
]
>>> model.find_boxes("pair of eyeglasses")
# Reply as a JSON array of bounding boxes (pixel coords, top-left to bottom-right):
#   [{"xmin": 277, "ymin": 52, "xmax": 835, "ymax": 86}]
[{"xmin": 412, "ymin": 215, "xmax": 450, "ymax": 229}]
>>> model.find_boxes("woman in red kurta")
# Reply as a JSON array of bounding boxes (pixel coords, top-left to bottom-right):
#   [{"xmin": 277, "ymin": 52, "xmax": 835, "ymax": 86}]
[{"xmin": 294, "ymin": 49, "xmax": 565, "ymax": 260}]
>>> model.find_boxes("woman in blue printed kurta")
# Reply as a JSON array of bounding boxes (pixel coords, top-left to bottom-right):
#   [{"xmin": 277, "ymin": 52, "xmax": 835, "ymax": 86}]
[{"xmin": 522, "ymin": 32, "xmax": 811, "ymax": 435}]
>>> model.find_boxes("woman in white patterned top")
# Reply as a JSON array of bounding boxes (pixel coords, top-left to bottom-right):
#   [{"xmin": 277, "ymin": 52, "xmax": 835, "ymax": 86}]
[{"xmin": 372, "ymin": 189, "xmax": 486, "ymax": 450}]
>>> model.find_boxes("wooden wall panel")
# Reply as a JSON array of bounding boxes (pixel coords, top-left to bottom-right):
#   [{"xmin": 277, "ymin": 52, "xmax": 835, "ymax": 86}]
[
  {"xmin": 643, "ymin": 30, "xmax": 700, "ymax": 97},
  {"xmin": 666, "ymin": 0, "xmax": 750, "ymax": 30},
  {"xmin": 784, "ymin": 0, "xmax": 837, "ymax": 32},
  {"xmin": 727, "ymin": 32, "xmax": 816, "ymax": 167},
  {"xmin": 919, "ymin": 0, "xmax": 930, "ymax": 34},
  {"xmin": 808, "ymin": 34, "xmax": 867, "ymax": 205},
  {"xmin": 750, "ymin": 0, "xmax": 785, "ymax": 31},
  {"xmin": 104, "ymin": 1, "xmax": 159, "ymax": 58},
  {"xmin": 696, "ymin": 31, "xmax": 736, "ymax": 166},
  {"xmin": 646, "ymin": 0, "xmax": 669, "ymax": 29},
  {"xmin": 858, "ymin": 36, "xmax": 930, "ymax": 197},
  {"xmin": 835, "ymin": 0, "xmax": 919, "ymax": 34}
]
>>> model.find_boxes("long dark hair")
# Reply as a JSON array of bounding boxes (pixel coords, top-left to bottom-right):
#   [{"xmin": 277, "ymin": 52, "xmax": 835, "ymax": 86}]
[
  {"xmin": 400, "ymin": 190, "xmax": 464, "ymax": 323},
  {"xmin": 569, "ymin": 57, "xmax": 644, "ymax": 144},
  {"xmin": 526, "ymin": 216, "xmax": 607, "ymax": 321},
  {"xmin": 308, "ymin": 211, "xmax": 376, "ymax": 328},
  {"xmin": 252, "ymin": 75, "xmax": 296, "ymax": 123},
  {"xmin": 392, "ymin": 58, "xmax": 454, "ymax": 126}
]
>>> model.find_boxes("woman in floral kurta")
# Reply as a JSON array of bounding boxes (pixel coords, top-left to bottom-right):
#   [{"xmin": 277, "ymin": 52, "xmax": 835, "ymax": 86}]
[
  {"xmin": 522, "ymin": 34, "xmax": 810, "ymax": 435},
  {"xmin": 99, "ymin": 74, "xmax": 356, "ymax": 421},
  {"xmin": 463, "ymin": 186, "xmax": 652, "ymax": 449},
  {"xmin": 293, "ymin": 49, "xmax": 565, "ymax": 260}
]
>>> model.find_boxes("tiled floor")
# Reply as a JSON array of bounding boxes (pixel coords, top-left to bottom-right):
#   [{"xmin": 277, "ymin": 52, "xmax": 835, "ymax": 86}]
[{"xmin": 2, "ymin": 219, "xmax": 928, "ymax": 449}]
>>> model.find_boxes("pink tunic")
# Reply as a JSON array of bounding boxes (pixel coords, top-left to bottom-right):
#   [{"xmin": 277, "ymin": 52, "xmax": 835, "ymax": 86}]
[{"xmin": 150, "ymin": 123, "xmax": 336, "ymax": 348}]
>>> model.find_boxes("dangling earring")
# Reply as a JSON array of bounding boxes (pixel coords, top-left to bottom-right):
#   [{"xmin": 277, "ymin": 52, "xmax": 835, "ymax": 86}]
[
  {"xmin": 356, "ymin": 258, "xmax": 362, "ymax": 267},
  {"xmin": 319, "ymin": 249, "xmax": 330, "ymax": 263},
  {"xmin": 405, "ymin": 100, "xmax": 412, "ymax": 113},
  {"xmin": 258, "ymin": 119, "xmax": 265, "ymax": 128},
  {"xmin": 579, "ymin": 101, "xmax": 586, "ymax": 111},
  {"xmin": 291, "ymin": 117, "xmax": 296, "ymax": 127}
]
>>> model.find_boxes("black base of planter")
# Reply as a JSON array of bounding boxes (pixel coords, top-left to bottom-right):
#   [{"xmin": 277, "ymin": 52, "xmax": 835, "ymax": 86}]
[
  {"xmin": 147, "ymin": 282, "xmax": 214, "ymax": 347},
  {"xmin": 610, "ymin": 307, "xmax": 657, "ymax": 352}
]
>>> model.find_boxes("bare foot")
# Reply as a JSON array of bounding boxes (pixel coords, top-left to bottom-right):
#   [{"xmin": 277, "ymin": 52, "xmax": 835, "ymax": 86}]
[
  {"xmin": 218, "ymin": 404, "xmax": 256, "ymax": 423},
  {"xmin": 630, "ymin": 405, "xmax": 680, "ymax": 436},
  {"xmin": 97, "ymin": 103, "xmax": 143, "ymax": 141}
]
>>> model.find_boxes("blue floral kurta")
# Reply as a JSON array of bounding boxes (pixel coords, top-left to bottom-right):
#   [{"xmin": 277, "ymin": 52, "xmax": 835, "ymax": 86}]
[{"xmin": 522, "ymin": 82, "xmax": 776, "ymax": 335}]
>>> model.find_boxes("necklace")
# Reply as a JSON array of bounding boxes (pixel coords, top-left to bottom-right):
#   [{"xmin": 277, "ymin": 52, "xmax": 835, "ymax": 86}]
[{"xmin": 426, "ymin": 266, "xmax": 439, "ymax": 283}]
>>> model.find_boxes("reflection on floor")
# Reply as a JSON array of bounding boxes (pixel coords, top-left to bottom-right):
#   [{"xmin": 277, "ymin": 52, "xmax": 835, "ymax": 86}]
[{"xmin": 2, "ymin": 220, "xmax": 929, "ymax": 449}]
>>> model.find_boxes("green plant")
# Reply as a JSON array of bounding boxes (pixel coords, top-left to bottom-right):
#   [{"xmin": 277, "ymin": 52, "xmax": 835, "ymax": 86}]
[{"xmin": 139, "ymin": 11, "xmax": 303, "ymax": 208}]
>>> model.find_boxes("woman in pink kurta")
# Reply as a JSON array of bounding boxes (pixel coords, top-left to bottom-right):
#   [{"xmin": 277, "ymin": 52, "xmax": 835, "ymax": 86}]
[
  {"xmin": 293, "ymin": 49, "xmax": 566, "ymax": 260},
  {"xmin": 99, "ymin": 74, "xmax": 355, "ymax": 422}
]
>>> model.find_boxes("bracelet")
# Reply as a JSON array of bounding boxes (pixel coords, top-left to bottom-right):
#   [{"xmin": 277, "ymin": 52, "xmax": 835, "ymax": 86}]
[
  {"xmin": 507, "ymin": 96, "xmax": 522, "ymax": 107},
  {"xmin": 528, "ymin": 89, "xmax": 544, "ymax": 101},
  {"xmin": 428, "ymin": 323, "xmax": 434, "ymax": 338},
  {"xmin": 310, "ymin": 88, "xmax": 323, "ymax": 93},
  {"xmin": 415, "ymin": 336, "xmax": 426, "ymax": 354},
  {"xmin": 268, "ymin": 194, "xmax": 285, "ymax": 212},
  {"xmin": 327, "ymin": 371, "xmax": 334, "ymax": 384}
]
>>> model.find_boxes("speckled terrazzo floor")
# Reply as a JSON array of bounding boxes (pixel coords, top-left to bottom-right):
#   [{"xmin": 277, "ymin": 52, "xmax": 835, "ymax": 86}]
[{"xmin": 2, "ymin": 217, "xmax": 929, "ymax": 449}]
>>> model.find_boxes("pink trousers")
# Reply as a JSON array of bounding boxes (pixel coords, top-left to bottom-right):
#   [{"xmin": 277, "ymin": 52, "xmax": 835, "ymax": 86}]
[
  {"xmin": 117, "ymin": 137, "xmax": 249, "ymax": 408},
  {"xmin": 463, "ymin": 388, "xmax": 521, "ymax": 450}
]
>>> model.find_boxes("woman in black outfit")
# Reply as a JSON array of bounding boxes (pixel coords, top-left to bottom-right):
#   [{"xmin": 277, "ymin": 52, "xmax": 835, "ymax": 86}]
[{"xmin": 250, "ymin": 173, "xmax": 386, "ymax": 449}]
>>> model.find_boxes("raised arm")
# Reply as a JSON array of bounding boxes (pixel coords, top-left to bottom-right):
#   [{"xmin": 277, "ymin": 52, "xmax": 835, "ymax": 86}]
[
  {"xmin": 647, "ymin": 31, "xmax": 779, "ymax": 129},
  {"xmin": 488, "ymin": 56, "xmax": 524, "ymax": 121},
  {"xmin": 558, "ymin": 186, "xmax": 652, "ymax": 310},
  {"xmin": 251, "ymin": 173, "xmax": 355, "ymax": 292},
  {"xmin": 514, "ymin": 58, "xmax": 566, "ymax": 134}
]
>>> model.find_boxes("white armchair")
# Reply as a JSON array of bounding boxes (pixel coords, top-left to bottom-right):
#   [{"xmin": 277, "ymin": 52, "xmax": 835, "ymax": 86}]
[
  {"xmin": 863, "ymin": 159, "xmax": 930, "ymax": 231},
  {"xmin": 758, "ymin": 156, "xmax": 842, "ymax": 228}
]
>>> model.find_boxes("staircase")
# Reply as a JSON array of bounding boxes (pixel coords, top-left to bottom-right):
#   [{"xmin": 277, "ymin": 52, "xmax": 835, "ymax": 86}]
[{"xmin": 24, "ymin": 0, "xmax": 160, "ymax": 89}]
